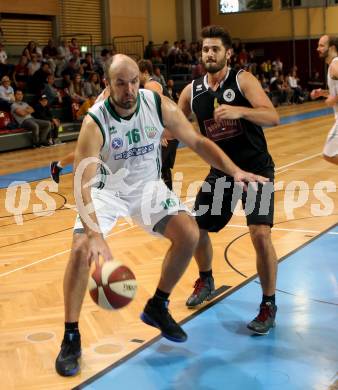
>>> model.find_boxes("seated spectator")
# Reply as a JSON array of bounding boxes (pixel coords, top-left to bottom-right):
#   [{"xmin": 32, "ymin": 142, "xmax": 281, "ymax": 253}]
[
  {"xmin": 27, "ymin": 53, "xmax": 40, "ymax": 77},
  {"xmin": 0, "ymin": 76, "xmax": 15, "ymax": 111},
  {"xmin": 33, "ymin": 94, "xmax": 61, "ymax": 144},
  {"xmin": 166, "ymin": 79, "xmax": 179, "ymax": 102},
  {"xmin": 42, "ymin": 74, "xmax": 63, "ymax": 105},
  {"xmin": 153, "ymin": 66, "xmax": 166, "ymax": 88},
  {"xmin": 270, "ymin": 74, "xmax": 292, "ymax": 106},
  {"xmin": 81, "ymin": 53, "xmax": 95, "ymax": 79},
  {"xmin": 11, "ymin": 90, "xmax": 51, "ymax": 148},
  {"xmin": 56, "ymin": 39, "xmax": 71, "ymax": 77},
  {"xmin": 42, "ymin": 38, "xmax": 58, "ymax": 74},
  {"xmin": 69, "ymin": 73, "xmax": 86, "ymax": 103},
  {"xmin": 83, "ymin": 72, "xmax": 102, "ymax": 97},
  {"xmin": 30, "ymin": 61, "xmax": 51, "ymax": 94},
  {"xmin": 75, "ymin": 95, "xmax": 96, "ymax": 120},
  {"xmin": 69, "ymin": 38, "xmax": 79, "ymax": 54},
  {"xmin": 258, "ymin": 74, "xmax": 270, "ymax": 95},
  {"xmin": 287, "ymin": 70, "xmax": 304, "ymax": 103},
  {"xmin": 13, "ymin": 55, "xmax": 28, "ymax": 89},
  {"xmin": 308, "ymin": 71, "xmax": 324, "ymax": 91},
  {"xmin": 0, "ymin": 43, "xmax": 9, "ymax": 78},
  {"xmin": 22, "ymin": 41, "xmax": 38, "ymax": 62}
]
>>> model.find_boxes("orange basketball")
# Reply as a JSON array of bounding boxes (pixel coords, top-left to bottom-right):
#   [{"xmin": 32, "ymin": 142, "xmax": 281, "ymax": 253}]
[{"xmin": 88, "ymin": 260, "xmax": 137, "ymax": 310}]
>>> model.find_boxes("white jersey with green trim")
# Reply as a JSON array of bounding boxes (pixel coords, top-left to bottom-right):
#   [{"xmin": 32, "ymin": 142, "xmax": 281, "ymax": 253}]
[
  {"xmin": 328, "ymin": 57, "xmax": 338, "ymax": 119},
  {"xmin": 88, "ymin": 89, "xmax": 165, "ymax": 193}
]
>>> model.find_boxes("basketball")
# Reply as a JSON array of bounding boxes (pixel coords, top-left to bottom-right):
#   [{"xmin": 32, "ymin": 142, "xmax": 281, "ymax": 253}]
[{"xmin": 88, "ymin": 260, "xmax": 137, "ymax": 310}]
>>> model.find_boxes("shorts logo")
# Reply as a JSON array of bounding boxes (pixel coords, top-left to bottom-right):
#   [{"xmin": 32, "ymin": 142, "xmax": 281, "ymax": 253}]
[
  {"xmin": 112, "ymin": 137, "xmax": 123, "ymax": 149},
  {"xmin": 223, "ymin": 89, "xmax": 235, "ymax": 102},
  {"xmin": 145, "ymin": 126, "xmax": 158, "ymax": 139}
]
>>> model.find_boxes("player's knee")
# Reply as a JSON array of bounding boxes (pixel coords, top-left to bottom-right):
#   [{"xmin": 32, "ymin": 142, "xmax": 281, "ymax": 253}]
[
  {"xmin": 71, "ymin": 235, "xmax": 89, "ymax": 267},
  {"xmin": 175, "ymin": 219, "xmax": 199, "ymax": 252},
  {"xmin": 250, "ymin": 226, "xmax": 272, "ymax": 252}
]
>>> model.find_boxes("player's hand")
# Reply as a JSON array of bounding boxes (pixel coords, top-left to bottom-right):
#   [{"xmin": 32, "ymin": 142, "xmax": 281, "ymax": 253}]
[
  {"xmin": 161, "ymin": 137, "xmax": 168, "ymax": 147},
  {"xmin": 325, "ymin": 95, "xmax": 337, "ymax": 107},
  {"xmin": 87, "ymin": 233, "xmax": 113, "ymax": 266},
  {"xmin": 233, "ymin": 169, "xmax": 269, "ymax": 191},
  {"xmin": 310, "ymin": 89, "xmax": 323, "ymax": 100},
  {"xmin": 214, "ymin": 104, "xmax": 243, "ymax": 121}
]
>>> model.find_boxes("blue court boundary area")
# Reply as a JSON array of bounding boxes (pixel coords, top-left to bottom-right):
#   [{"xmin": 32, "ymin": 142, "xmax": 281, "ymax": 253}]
[
  {"xmin": 0, "ymin": 107, "xmax": 333, "ymax": 190},
  {"xmin": 73, "ymin": 222, "xmax": 338, "ymax": 390}
]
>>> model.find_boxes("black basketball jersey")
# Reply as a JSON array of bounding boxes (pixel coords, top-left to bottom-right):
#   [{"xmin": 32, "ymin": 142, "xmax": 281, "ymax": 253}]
[{"xmin": 191, "ymin": 68, "xmax": 274, "ymax": 175}]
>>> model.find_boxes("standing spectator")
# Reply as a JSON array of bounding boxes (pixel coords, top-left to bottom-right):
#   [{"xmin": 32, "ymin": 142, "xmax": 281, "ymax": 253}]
[
  {"xmin": 42, "ymin": 39, "xmax": 58, "ymax": 74},
  {"xmin": 11, "ymin": 90, "xmax": 50, "ymax": 148},
  {"xmin": 144, "ymin": 41, "xmax": 154, "ymax": 59},
  {"xmin": 33, "ymin": 94, "xmax": 61, "ymax": 144},
  {"xmin": 0, "ymin": 76, "xmax": 15, "ymax": 111},
  {"xmin": 95, "ymin": 48, "xmax": 111, "ymax": 76},
  {"xmin": 287, "ymin": 70, "xmax": 304, "ymax": 103}
]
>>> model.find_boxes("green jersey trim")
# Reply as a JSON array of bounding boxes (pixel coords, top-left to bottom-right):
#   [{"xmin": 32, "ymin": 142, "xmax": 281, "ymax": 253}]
[
  {"xmin": 104, "ymin": 94, "xmax": 141, "ymax": 122},
  {"xmin": 88, "ymin": 112, "xmax": 106, "ymax": 148},
  {"xmin": 153, "ymin": 91, "xmax": 164, "ymax": 127}
]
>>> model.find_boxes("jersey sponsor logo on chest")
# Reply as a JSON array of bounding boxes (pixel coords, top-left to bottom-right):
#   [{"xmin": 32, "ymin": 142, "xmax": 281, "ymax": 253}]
[
  {"xmin": 145, "ymin": 126, "xmax": 158, "ymax": 139},
  {"xmin": 204, "ymin": 118, "xmax": 243, "ymax": 142},
  {"xmin": 114, "ymin": 143, "xmax": 154, "ymax": 160},
  {"xmin": 196, "ymin": 84, "xmax": 203, "ymax": 92}
]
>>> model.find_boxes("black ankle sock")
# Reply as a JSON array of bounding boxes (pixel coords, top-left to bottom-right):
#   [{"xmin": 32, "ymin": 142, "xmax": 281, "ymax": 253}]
[
  {"xmin": 65, "ymin": 322, "xmax": 79, "ymax": 335},
  {"xmin": 199, "ymin": 270, "xmax": 212, "ymax": 280},
  {"xmin": 152, "ymin": 288, "xmax": 170, "ymax": 304},
  {"xmin": 262, "ymin": 294, "xmax": 275, "ymax": 305}
]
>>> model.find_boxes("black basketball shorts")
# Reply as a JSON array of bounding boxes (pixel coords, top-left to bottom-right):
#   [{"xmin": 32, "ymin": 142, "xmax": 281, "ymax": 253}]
[{"xmin": 194, "ymin": 170, "xmax": 274, "ymax": 232}]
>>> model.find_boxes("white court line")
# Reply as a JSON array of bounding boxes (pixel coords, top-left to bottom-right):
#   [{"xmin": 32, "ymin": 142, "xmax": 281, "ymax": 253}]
[
  {"xmin": 0, "ymin": 152, "xmax": 326, "ymax": 278},
  {"xmin": 227, "ymin": 223, "xmax": 338, "ymax": 235},
  {"xmin": 0, "ymin": 225, "xmax": 136, "ymax": 278},
  {"xmin": 275, "ymin": 153, "xmax": 321, "ymax": 171}
]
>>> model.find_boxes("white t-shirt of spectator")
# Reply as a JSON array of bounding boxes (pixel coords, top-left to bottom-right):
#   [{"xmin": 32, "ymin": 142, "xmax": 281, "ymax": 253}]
[
  {"xmin": 288, "ymin": 76, "xmax": 298, "ymax": 88},
  {"xmin": 0, "ymin": 49, "xmax": 7, "ymax": 64},
  {"xmin": 11, "ymin": 102, "xmax": 32, "ymax": 125},
  {"xmin": 0, "ymin": 85, "xmax": 15, "ymax": 102}
]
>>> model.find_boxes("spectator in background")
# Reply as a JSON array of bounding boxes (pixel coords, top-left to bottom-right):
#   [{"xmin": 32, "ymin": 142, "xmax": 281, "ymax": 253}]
[
  {"xmin": 159, "ymin": 40, "xmax": 170, "ymax": 62},
  {"xmin": 33, "ymin": 94, "xmax": 62, "ymax": 145},
  {"xmin": 0, "ymin": 43, "xmax": 8, "ymax": 78},
  {"xmin": 42, "ymin": 74, "xmax": 62, "ymax": 105},
  {"xmin": 166, "ymin": 79, "xmax": 179, "ymax": 102},
  {"xmin": 81, "ymin": 53, "xmax": 95, "ymax": 79},
  {"xmin": 272, "ymin": 57, "xmax": 283, "ymax": 73},
  {"xmin": 84, "ymin": 72, "xmax": 101, "ymax": 97},
  {"xmin": 95, "ymin": 48, "xmax": 111, "ymax": 76},
  {"xmin": 30, "ymin": 61, "xmax": 51, "ymax": 94},
  {"xmin": 287, "ymin": 69, "xmax": 304, "ymax": 103},
  {"xmin": 11, "ymin": 89, "xmax": 50, "ymax": 148},
  {"xmin": 69, "ymin": 38, "xmax": 79, "ymax": 54},
  {"xmin": 69, "ymin": 73, "xmax": 86, "ymax": 103},
  {"xmin": 13, "ymin": 55, "xmax": 28, "ymax": 89},
  {"xmin": 27, "ymin": 53, "xmax": 40, "ymax": 76},
  {"xmin": 144, "ymin": 41, "xmax": 154, "ymax": 59},
  {"xmin": 43, "ymin": 39, "xmax": 58, "ymax": 74},
  {"xmin": 153, "ymin": 66, "xmax": 166, "ymax": 88},
  {"xmin": 75, "ymin": 94, "xmax": 96, "ymax": 120},
  {"xmin": 61, "ymin": 58, "xmax": 80, "ymax": 80},
  {"xmin": 22, "ymin": 41, "xmax": 38, "ymax": 62},
  {"xmin": 0, "ymin": 76, "xmax": 15, "ymax": 111},
  {"xmin": 56, "ymin": 39, "xmax": 71, "ymax": 77},
  {"xmin": 308, "ymin": 71, "xmax": 324, "ymax": 91}
]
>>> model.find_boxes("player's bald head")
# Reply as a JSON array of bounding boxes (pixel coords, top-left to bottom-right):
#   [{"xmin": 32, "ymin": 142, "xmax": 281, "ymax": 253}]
[{"xmin": 106, "ymin": 54, "xmax": 139, "ymax": 83}]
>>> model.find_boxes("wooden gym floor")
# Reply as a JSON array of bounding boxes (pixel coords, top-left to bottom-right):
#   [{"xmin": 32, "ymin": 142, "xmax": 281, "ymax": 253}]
[{"xmin": 0, "ymin": 101, "xmax": 337, "ymax": 389}]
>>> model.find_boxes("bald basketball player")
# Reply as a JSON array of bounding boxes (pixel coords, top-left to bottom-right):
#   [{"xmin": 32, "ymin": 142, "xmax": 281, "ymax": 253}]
[
  {"xmin": 55, "ymin": 54, "xmax": 268, "ymax": 376},
  {"xmin": 311, "ymin": 35, "xmax": 338, "ymax": 165}
]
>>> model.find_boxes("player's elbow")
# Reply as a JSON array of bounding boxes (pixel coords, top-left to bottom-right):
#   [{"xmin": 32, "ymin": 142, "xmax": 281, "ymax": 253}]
[{"xmin": 270, "ymin": 112, "xmax": 280, "ymax": 126}]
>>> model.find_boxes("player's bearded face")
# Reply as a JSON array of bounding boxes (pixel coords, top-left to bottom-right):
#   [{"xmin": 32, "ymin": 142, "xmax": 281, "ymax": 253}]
[
  {"xmin": 317, "ymin": 37, "xmax": 329, "ymax": 59},
  {"xmin": 202, "ymin": 38, "xmax": 229, "ymax": 74},
  {"xmin": 111, "ymin": 75, "xmax": 139, "ymax": 109}
]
